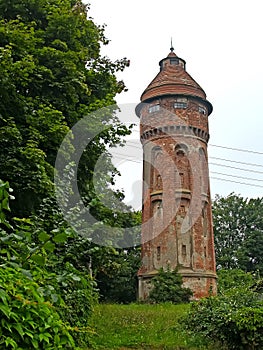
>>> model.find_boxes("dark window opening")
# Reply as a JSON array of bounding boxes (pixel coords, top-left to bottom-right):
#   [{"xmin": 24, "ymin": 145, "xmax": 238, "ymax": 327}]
[
  {"xmin": 170, "ymin": 58, "xmax": 179, "ymax": 65},
  {"xmin": 157, "ymin": 246, "xmax": 161, "ymax": 260},
  {"xmin": 182, "ymin": 244, "xmax": 187, "ymax": 256},
  {"xmin": 179, "ymin": 172, "xmax": 184, "ymax": 187},
  {"xmin": 177, "ymin": 150, "xmax": 185, "ymax": 158},
  {"xmin": 179, "ymin": 205, "xmax": 186, "ymax": 216}
]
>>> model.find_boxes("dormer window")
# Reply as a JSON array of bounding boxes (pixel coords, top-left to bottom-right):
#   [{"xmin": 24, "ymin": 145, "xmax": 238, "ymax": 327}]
[
  {"xmin": 149, "ymin": 104, "xmax": 160, "ymax": 113},
  {"xmin": 170, "ymin": 58, "xmax": 179, "ymax": 65}
]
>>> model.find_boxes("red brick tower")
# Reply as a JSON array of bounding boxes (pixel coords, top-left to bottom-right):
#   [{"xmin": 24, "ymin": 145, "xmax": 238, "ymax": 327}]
[{"xmin": 136, "ymin": 47, "xmax": 217, "ymax": 299}]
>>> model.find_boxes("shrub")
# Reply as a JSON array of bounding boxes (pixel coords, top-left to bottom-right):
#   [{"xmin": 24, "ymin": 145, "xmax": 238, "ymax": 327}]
[
  {"xmin": 148, "ymin": 267, "xmax": 193, "ymax": 304},
  {"xmin": 217, "ymin": 268, "xmax": 255, "ymax": 293},
  {"xmin": 0, "ymin": 179, "xmax": 97, "ymax": 348},
  {"xmin": 0, "ymin": 266, "xmax": 75, "ymax": 349},
  {"xmin": 185, "ymin": 286, "xmax": 263, "ymax": 349}
]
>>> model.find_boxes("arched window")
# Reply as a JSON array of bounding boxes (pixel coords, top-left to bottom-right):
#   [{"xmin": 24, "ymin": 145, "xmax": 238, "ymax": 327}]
[
  {"xmin": 151, "ymin": 146, "xmax": 163, "ymax": 190},
  {"xmin": 152, "ymin": 200, "xmax": 163, "ymax": 238},
  {"xmin": 174, "ymin": 144, "xmax": 191, "ymax": 190},
  {"xmin": 175, "ymin": 143, "xmax": 188, "ymax": 156}
]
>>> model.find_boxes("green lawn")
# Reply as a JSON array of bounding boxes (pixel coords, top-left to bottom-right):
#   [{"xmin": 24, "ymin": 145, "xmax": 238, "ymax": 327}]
[{"xmin": 86, "ymin": 303, "xmax": 214, "ymax": 350}]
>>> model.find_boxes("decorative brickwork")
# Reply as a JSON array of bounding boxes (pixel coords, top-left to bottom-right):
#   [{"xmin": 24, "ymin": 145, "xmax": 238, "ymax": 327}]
[{"xmin": 136, "ymin": 49, "xmax": 217, "ymax": 300}]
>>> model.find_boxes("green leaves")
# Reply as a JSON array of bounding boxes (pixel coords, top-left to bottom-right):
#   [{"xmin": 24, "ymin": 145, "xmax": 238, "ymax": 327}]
[
  {"xmin": 31, "ymin": 254, "xmax": 46, "ymax": 266},
  {"xmin": 0, "ymin": 0, "xmax": 135, "ymax": 346},
  {"xmin": 148, "ymin": 267, "xmax": 193, "ymax": 304},
  {"xmin": 52, "ymin": 232, "xmax": 67, "ymax": 243},
  {"xmin": 43, "ymin": 241, "xmax": 55, "ymax": 252},
  {"xmin": 0, "ymin": 179, "xmax": 13, "ymax": 227},
  {"xmin": 38, "ymin": 231, "xmax": 50, "ymax": 242},
  {"xmin": 185, "ymin": 279, "xmax": 263, "ymax": 350},
  {"xmin": 0, "ymin": 266, "xmax": 76, "ymax": 349},
  {"xmin": 213, "ymin": 193, "xmax": 263, "ymax": 274},
  {"xmin": 0, "ymin": 0, "xmax": 130, "ymax": 218}
]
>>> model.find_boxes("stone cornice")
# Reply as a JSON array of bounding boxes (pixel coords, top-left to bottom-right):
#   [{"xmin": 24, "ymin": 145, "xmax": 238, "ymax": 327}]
[{"xmin": 141, "ymin": 124, "xmax": 209, "ymax": 143}]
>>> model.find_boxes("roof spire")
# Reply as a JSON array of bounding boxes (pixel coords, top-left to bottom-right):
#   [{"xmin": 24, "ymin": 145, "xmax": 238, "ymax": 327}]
[{"xmin": 170, "ymin": 38, "xmax": 174, "ymax": 52}]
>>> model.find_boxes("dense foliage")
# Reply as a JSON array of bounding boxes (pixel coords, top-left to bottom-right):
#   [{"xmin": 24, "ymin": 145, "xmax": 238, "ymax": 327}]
[
  {"xmin": 148, "ymin": 267, "xmax": 193, "ymax": 304},
  {"xmin": 0, "ymin": 0, "xmax": 131, "ymax": 218},
  {"xmin": 0, "ymin": 0, "xmax": 137, "ymax": 347},
  {"xmin": 96, "ymin": 246, "xmax": 141, "ymax": 303},
  {"xmin": 212, "ymin": 193, "xmax": 263, "ymax": 275},
  {"xmin": 0, "ymin": 179, "xmax": 98, "ymax": 348},
  {"xmin": 184, "ymin": 195, "xmax": 263, "ymax": 349},
  {"xmin": 185, "ymin": 269, "xmax": 263, "ymax": 350},
  {"xmin": 0, "ymin": 266, "xmax": 75, "ymax": 349}
]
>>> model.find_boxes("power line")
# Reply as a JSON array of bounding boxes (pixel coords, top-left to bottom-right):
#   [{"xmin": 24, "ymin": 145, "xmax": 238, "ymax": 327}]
[
  {"xmin": 112, "ymin": 153, "xmax": 142, "ymax": 164},
  {"xmin": 123, "ymin": 142, "xmax": 263, "ymax": 169},
  {"xmin": 210, "ymin": 171, "xmax": 263, "ymax": 183},
  {"xmin": 210, "ymin": 157, "xmax": 263, "ymax": 168},
  {"xmin": 211, "ymin": 177, "xmax": 263, "ymax": 189},
  {"xmin": 112, "ymin": 153, "xmax": 263, "ymax": 189},
  {"xmin": 113, "ymin": 152, "xmax": 263, "ymax": 175},
  {"xmin": 112, "ymin": 153, "xmax": 263, "ymax": 184},
  {"xmin": 125, "ymin": 139, "xmax": 263, "ymax": 156},
  {"xmin": 210, "ymin": 162, "xmax": 263, "ymax": 175},
  {"xmin": 124, "ymin": 143, "xmax": 263, "ymax": 169},
  {"xmin": 123, "ymin": 144, "xmax": 263, "ymax": 169},
  {"xmin": 210, "ymin": 144, "xmax": 263, "ymax": 155}
]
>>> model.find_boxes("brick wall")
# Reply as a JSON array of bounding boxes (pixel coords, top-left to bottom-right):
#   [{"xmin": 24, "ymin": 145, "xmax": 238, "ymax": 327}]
[{"xmin": 137, "ymin": 52, "xmax": 217, "ymax": 299}]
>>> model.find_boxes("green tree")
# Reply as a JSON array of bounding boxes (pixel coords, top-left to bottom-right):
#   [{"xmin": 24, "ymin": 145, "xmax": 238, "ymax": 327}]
[
  {"xmin": 0, "ymin": 0, "xmax": 130, "ymax": 217},
  {"xmin": 212, "ymin": 193, "xmax": 263, "ymax": 275},
  {"xmin": 95, "ymin": 246, "xmax": 141, "ymax": 303},
  {"xmin": 217, "ymin": 268, "xmax": 255, "ymax": 293}
]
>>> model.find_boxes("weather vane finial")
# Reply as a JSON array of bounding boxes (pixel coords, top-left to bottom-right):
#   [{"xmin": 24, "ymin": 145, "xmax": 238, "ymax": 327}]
[{"xmin": 170, "ymin": 38, "xmax": 174, "ymax": 52}]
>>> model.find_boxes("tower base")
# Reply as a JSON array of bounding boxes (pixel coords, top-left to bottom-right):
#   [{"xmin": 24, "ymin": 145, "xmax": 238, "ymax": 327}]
[{"xmin": 138, "ymin": 269, "xmax": 217, "ymax": 301}]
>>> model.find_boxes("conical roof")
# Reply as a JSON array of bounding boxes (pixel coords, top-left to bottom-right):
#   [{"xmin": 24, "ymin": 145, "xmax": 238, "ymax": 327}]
[{"xmin": 140, "ymin": 50, "xmax": 207, "ymax": 102}]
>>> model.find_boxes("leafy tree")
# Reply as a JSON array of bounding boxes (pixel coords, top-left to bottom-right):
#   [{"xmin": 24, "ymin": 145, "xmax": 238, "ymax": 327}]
[
  {"xmin": 217, "ymin": 268, "xmax": 255, "ymax": 293},
  {"xmin": 96, "ymin": 246, "xmax": 141, "ymax": 303},
  {"xmin": 148, "ymin": 267, "xmax": 193, "ymax": 304},
  {"xmin": 212, "ymin": 193, "xmax": 263, "ymax": 275},
  {"xmin": 0, "ymin": 0, "xmax": 143, "ymax": 322},
  {"xmin": 0, "ymin": 0, "xmax": 130, "ymax": 217}
]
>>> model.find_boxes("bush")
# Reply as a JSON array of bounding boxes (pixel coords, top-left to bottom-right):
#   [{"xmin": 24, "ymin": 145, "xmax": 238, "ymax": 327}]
[
  {"xmin": 0, "ymin": 266, "xmax": 75, "ymax": 349},
  {"xmin": 217, "ymin": 268, "xmax": 255, "ymax": 293},
  {"xmin": 148, "ymin": 267, "xmax": 193, "ymax": 304},
  {"xmin": 185, "ymin": 286, "xmax": 263, "ymax": 349},
  {"xmin": 0, "ymin": 179, "xmax": 97, "ymax": 348}
]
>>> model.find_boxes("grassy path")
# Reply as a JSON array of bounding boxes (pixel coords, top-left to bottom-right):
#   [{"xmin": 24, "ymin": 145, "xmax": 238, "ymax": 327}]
[{"xmin": 86, "ymin": 303, "xmax": 212, "ymax": 350}]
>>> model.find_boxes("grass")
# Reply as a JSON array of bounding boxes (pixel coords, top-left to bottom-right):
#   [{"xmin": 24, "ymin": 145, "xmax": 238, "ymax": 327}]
[{"xmin": 86, "ymin": 303, "xmax": 214, "ymax": 350}]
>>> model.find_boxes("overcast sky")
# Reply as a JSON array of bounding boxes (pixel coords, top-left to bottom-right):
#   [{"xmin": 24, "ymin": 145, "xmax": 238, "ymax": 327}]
[{"xmin": 88, "ymin": 0, "xmax": 263, "ymax": 209}]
